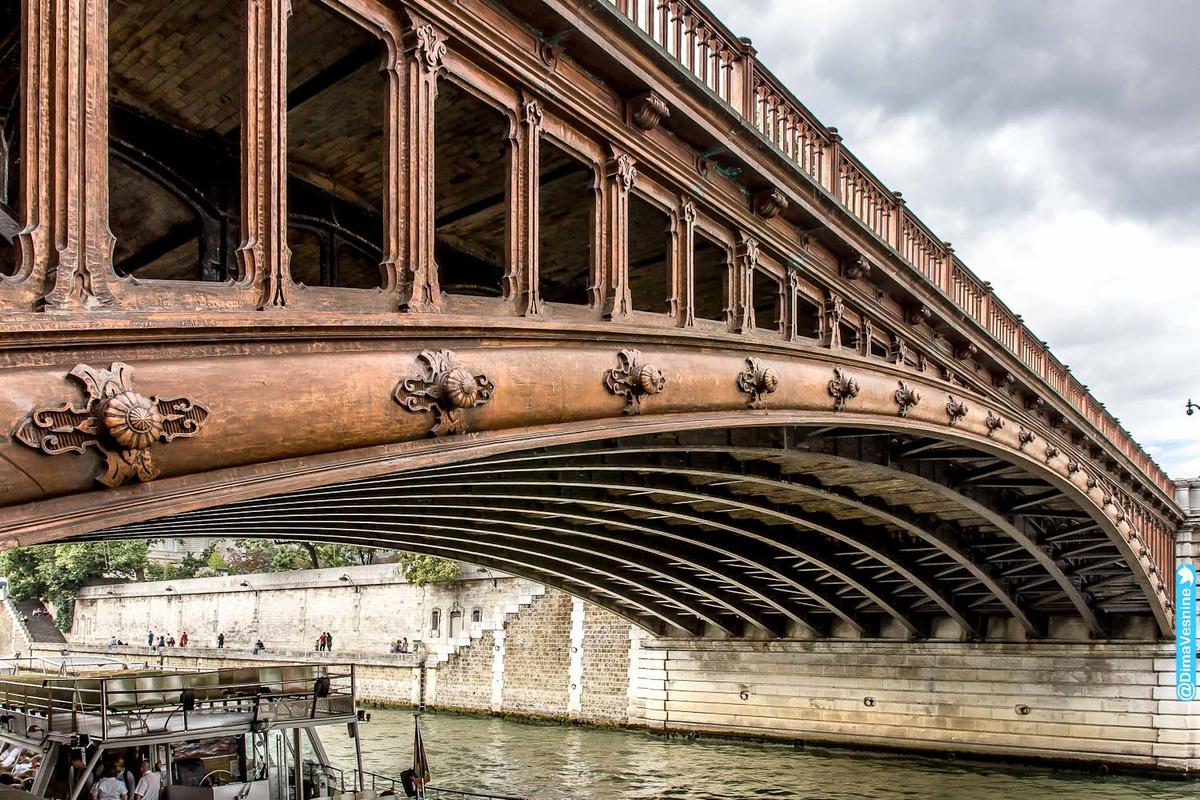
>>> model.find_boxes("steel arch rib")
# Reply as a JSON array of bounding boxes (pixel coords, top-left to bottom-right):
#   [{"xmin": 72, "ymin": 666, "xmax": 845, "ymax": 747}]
[
  {"xmin": 111, "ymin": 502, "xmax": 808, "ymax": 637},
  {"xmin": 119, "ymin": 481, "xmax": 927, "ymax": 637},
  {"xmin": 118, "ymin": 490, "xmax": 846, "ymax": 634},
  {"xmin": 397, "ymin": 451, "xmax": 1036, "ymax": 632},
  {"xmin": 375, "ymin": 477, "xmax": 976, "ymax": 635},
  {"xmin": 114, "ymin": 515, "xmax": 729, "ymax": 633},
  {"xmin": 94, "ymin": 521, "xmax": 704, "ymax": 635},
  {"xmin": 145, "ymin": 507, "xmax": 775, "ymax": 635}
]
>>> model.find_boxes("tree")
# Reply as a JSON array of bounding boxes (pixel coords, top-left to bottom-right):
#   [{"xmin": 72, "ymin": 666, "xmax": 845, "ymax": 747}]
[
  {"xmin": 0, "ymin": 541, "xmax": 150, "ymax": 629},
  {"xmin": 395, "ymin": 553, "xmax": 460, "ymax": 585}
]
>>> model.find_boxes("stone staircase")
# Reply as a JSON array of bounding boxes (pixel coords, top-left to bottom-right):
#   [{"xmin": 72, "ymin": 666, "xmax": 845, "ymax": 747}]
[
  {"xmin": 429, "ymin": 582, "xmax": 546, "ymax": 664},
  {"xmin": 14, "ymin": 600, "xmax": 68, "ymax": 645},
  {"xmin": 1, "ymin": 596, "xmax": 66, "ymax": 653}
]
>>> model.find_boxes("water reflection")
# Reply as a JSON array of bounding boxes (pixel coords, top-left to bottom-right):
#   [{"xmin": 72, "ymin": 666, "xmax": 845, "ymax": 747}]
[{"xmin": 318, "ymin": 708, "xmax": 1194, "ymax": 800}]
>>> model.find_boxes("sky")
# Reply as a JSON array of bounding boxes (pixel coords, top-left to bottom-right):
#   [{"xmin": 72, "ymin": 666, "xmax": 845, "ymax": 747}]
[{"xmin": 703, "ymin": 0, "xmax": 1200, "ymax": 481}]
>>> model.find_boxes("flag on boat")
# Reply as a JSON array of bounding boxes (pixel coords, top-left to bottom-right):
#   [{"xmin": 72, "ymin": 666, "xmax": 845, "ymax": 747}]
[{"xmin": 413, "ymin": 715, "xmax": 431, "ymax": 792}]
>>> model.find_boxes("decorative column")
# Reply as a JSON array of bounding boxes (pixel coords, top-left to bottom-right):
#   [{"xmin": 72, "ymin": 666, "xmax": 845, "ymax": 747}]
[
  {"xmin": 731, "ymin": 234, "xmax": 757, "ymax": 333},
  {"xmin": 377, "ymin": 32, "xmax": 403, "ymax": 297},
  {"xmin": 784, "ymin": 271, "xmax": 800, "ymax": 340},
  {"xmin": 675, "ymin": 197, "xmax": 695, "ymax": 326},
  {"xmin": 397, "ymin": 15, "xmax": 445, "ymax": 312},
  {"xmin": 601, "ymin": 148, "xmax": 636, "ymax": 318},
  {"xmin": 238, "ymin": 0, "xmax": 291, "ymax": 308},
  {"xmin": 822, "ymin": 292, "xmax": 844, "ymax": 348},
  {"xmin": 505, "ymin": 92, "xmax": 541, "ymax": 316},
  {"xmin": 1, "ymin": 0, "xmax": 48, "ymax": 309},
  {"xmin": 37, "ymin": 0, "xmax": 116, "ymax": 309}
]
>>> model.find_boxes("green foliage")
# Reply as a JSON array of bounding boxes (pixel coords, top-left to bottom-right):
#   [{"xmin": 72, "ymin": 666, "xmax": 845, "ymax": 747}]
[
  {"xmin": 0, "ymin": 541, "xmax": 149, "ymax": 629},
  {"xmin": 395, "ymin": 553, "xmax": 460, "ymax": 586},
  {"xmin": 223, "ymin": 540, "xmax": 382, "ymax": 574}
]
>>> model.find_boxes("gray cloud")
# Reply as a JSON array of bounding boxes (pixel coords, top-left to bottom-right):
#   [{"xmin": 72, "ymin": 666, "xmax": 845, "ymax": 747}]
[{"xmin": 709, "ymin": 0, "xmax": 1200, "ymax": 227}]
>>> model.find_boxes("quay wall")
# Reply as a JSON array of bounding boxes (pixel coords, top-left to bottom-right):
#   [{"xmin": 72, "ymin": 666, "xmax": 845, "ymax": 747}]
[
  {"xmin": 632, "ymin": 639, "xmax": 1198, "ymax": 775},
  {"xmin": 69, "ymin": 564, "xmax": 543, "ymax": 653},
  {"xmin": 12, "ymin": 567, "xmax": 1197, "ymax": 775}
]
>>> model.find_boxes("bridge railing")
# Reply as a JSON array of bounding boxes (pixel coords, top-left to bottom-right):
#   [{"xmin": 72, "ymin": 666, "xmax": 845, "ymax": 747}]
[{"xmin": 606, "ymin": 0, "xmax": 1172, "ymax": 497}]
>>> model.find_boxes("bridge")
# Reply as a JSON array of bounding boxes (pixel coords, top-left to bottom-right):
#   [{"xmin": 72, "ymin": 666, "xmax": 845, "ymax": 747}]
[
  {"xmin": 0, "ymin": 0, "xmax": 1184, "ymax": 644},
  {"xmin": 0, "ymin": 0, "xmax": 1186, "ymax": 652}
]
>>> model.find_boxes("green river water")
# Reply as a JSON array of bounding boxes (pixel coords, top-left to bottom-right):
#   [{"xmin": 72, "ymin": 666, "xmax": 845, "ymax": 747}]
[{"xmin": 317, "ymin": 707, "xmax": 1196, "ymax": 800}]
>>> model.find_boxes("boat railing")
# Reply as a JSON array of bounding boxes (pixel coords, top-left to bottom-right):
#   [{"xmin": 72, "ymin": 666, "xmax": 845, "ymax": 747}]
[
  {"xmin": 316, "ymin": 765, "xmax": 527, "ymax": 800},
  {"xmin": 0, "ymin": 663, "xmax": 357, "ymax": 741}
]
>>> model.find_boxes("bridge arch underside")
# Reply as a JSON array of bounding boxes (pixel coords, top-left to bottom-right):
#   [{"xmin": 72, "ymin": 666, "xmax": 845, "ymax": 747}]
[{"xmin": 90, "ymin": 425, "xmax": 1162, "ymax": 641}]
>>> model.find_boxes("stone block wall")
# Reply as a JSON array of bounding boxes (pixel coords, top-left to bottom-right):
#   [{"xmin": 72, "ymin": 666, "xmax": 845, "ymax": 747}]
[
  {"xmin": 633, "ymin": 639, "xmax": 1199, "ymax": 774},
  {"xmin": 431, "ymin": 630, "xmax": 495, "ymax": 713},
  {"xmin": 500, "ymin": 591, "xmax": 572, "ymax": 717},
  {"xmin": 578, "ymin": 602, "xmax": 632, "ymax": 723},
  {"xmin": 69, "ymin": 565, "xmax": 542, "ymax": 654}
]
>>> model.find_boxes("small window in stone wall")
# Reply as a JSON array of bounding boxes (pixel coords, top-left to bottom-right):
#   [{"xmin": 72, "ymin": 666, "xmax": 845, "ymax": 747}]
[
  {"xmin": 471, "ymin": 608, "xmax": 482, "ymax": 624},
  {"xmin": 430, "ymin": 608, "xmax": 441, "ymax": 636}
]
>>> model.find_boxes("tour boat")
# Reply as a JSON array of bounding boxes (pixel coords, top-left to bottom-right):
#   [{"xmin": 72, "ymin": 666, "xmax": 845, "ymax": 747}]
[{"xmin": 0, "ymin": 661, "xmax": 523, "ymax": 800}]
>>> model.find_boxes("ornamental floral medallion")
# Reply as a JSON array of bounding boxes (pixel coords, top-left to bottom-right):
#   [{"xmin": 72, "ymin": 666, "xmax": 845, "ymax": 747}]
[
  {"xmin": 827, "ymin": 367, "xmax": 860, "ymax": 411},
  {"xmin": 984, "ymin": 410, "xmax": 1005, "ymax": 438},
  {"xmin": 13, "ymin": 362, "xmax": 210, "ymax": 487},
  {"xmin": 737, "ymin": 357, "xmax": 779, "ymax": 410},
  {"xmin": 604, "ymin": 349, "xmax": 665, "ymax": 416},
  {"xmin": 945, "ymin": 394, "xmax": 968, "ymax": 426},
  {"xmin": 894, "ymin": 380, "xmax": 920, "ymax": 418},
  {"xmin": 393, "ymin": 350, "xmax": 495, "ymax": 437}
]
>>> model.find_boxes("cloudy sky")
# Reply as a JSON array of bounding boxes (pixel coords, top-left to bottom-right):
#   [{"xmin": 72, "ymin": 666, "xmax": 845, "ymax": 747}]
[{"xmin": 703, "ymin": 0, "xmax": 1200, "ymax": 481}]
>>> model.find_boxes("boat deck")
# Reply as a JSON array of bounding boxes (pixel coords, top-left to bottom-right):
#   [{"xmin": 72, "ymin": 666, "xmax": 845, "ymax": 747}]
[{"xmin": 0, "ymin": 663, "xmax": 356, "ymax": 744}]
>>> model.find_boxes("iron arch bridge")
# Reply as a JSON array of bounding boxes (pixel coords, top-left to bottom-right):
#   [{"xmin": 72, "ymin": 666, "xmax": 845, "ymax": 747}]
[
  {"xmin": 0, "ymin": 336, "xmax": 1181, "ymax": 640},
  {"xmin": 0, "ymin": 0, "xmax": 1182, "ymax": 644}
]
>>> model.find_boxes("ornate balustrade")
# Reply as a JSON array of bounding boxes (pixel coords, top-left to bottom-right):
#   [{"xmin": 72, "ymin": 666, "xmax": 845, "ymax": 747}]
[
  {"xmin": 606, "ymin": 0, "xmax": 1172, "ymax": 497},
  {"xmin": 616, "ymin": 0, "xmax": 742, "ymax": 105}
]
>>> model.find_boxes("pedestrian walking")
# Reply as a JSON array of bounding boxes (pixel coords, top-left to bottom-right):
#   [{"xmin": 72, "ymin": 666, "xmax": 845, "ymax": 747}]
[
  {"xmin": 325, "ymin": 631, "xmax": 333, "ymax": 652},
  {"xmin": 217, "ymin": 632, "xmax": 225, "ymax": 649}
]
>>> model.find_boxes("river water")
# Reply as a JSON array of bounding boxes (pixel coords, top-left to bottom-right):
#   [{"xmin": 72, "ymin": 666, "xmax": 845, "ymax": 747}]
[{"xmin": 317, "ymin": 707, "xmax": 1195, "ymax": 800}]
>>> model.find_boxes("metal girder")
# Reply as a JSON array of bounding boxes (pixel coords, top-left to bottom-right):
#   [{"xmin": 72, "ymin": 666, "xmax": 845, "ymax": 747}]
[
  {"xmin": 264, "ymin": 472, "xmax": 958, "ymax": 636},
  {"xmin": 94, "ymin": 521, "xmax": 696, "ymax": 636},
  {"xmin": 400, "ymin": 455, "xmax": 1024, "ymax": 634},
  {"xmin": 111, "ymin": 513, "xmax": 736, "ymax": 635}
]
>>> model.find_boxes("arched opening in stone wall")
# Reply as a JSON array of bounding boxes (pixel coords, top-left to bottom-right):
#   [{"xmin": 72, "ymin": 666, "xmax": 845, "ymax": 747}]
[
  {"xmin": 692, "ymin": 230, "xmax": 727, "ymax": 322},
  {"xmin": 434, "ymin": 81, "xmax": 509, "ymax": 298},
  {"xmin": 627, "ymin": 193, "xmax": 672, "ymax": 314},
  {"xmin": 0, "ymin": 0, "xmax": 19, "ymax": 278},
  {"xmin": 430, "ymin": 608, "xmax": 441, "ymax": 638},
  {"xmin": 108, "ymin": 0, "xmax": 242, "ymax": 282},
  {"xmin": 286, "ymin": 0, "xmax": 386, "ymax": 289},
  {"xmin": 539, "ymin": 139, "xmax": 594, "ymax": 306}
]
